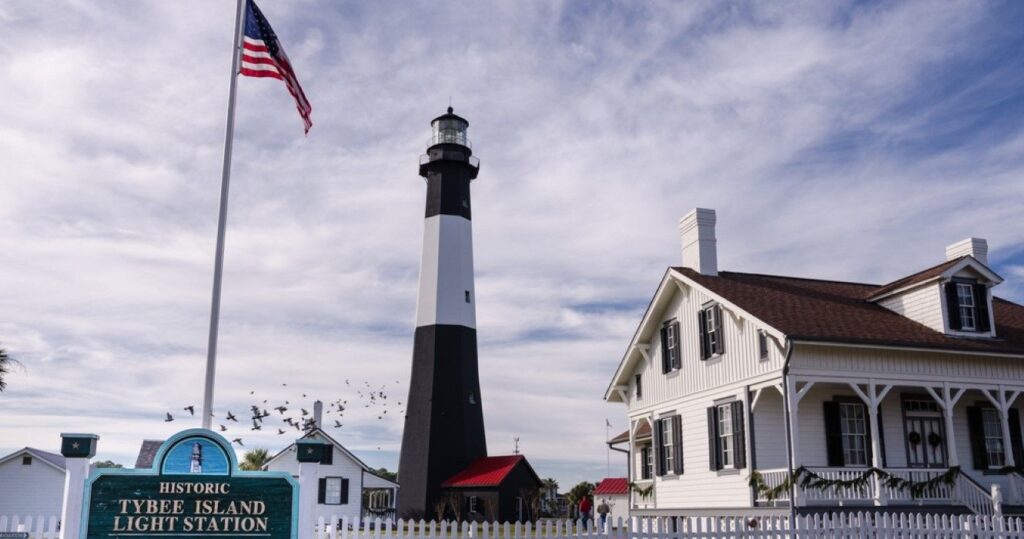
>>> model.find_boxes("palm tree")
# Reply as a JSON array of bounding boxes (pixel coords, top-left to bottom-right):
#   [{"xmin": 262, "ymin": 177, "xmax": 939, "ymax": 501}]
[
  {"xmin": 541, "ymin": 478, "xmax": 559, "ymax": 515},
  {"xmin": 0, "ymin": 348, "xmax": 14, "ymax": 392},
  {"xmin": 239, "ymin": 448, "xmax": 270, "ymax": 470}
]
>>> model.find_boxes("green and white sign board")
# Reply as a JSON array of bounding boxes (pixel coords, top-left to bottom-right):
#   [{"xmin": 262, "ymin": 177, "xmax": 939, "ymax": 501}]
[{"xmin": 82, "ymin": 429, "xmax": 298, "ymax": 539}]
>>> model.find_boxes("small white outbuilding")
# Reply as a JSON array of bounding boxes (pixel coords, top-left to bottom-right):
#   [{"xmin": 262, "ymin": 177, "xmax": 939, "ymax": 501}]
[{"xmin": 0, "ymin": 448, "xmax": 66, "ymax": 518}]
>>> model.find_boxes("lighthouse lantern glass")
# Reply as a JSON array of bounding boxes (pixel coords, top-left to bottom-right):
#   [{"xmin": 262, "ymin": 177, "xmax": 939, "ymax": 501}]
[{"xmin": 431, "ymin": 117, "xmax": 469, "ymax": 147}]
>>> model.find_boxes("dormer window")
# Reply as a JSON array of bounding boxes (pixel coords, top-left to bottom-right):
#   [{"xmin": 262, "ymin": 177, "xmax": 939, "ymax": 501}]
[
  {"xmin": 956, "ymin": 283, "xmax": 977, "ymax": 330},
  {"xmin": 945, "ymin": 279, "xmax": 991, "ymax": 333}
]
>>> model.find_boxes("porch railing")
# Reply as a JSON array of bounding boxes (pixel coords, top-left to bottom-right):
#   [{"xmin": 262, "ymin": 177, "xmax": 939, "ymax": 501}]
[
  {"xmin": 754, "ymin": 467, "xmax": 998, "ymax": 515},
  {"xmin": 753, "ymin": 468, "xmax": 790, "ymax": 504}
]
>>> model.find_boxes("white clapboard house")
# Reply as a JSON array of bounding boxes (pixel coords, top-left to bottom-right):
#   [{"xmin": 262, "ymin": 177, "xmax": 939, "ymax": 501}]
[
  {"xmin": 0, "ymin": 447, "xmax": 66, "ymax": 518},
  {"xmin": 605, "ymin": 208, "xmax": 1024, "ymax": 516},
  {"xmin": 264, "ymin": 429, "xmax": 399, "ymax": 523}
]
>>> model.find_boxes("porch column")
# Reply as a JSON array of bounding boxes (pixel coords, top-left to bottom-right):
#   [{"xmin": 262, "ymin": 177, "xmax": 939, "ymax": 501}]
[
  {"xmin": 925, "ymin": 383, "xmax": 966, "ymax": 468},
  {"xmin": 849, "ymin": 380, "xmax": 893, "ymax": 506},
  {"xmin": 785, "ymin": 378, "xmax": 814, "ymax": 507},
  {"xmin": 627, "ymin": 416, "xmax": 636, "ymax": 508}
]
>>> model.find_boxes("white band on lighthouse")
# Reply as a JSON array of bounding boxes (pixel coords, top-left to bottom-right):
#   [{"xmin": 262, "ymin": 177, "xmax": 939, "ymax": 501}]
[{"xmin": 415, "ymin": 214, "xmax": 477, "ymax": 329}]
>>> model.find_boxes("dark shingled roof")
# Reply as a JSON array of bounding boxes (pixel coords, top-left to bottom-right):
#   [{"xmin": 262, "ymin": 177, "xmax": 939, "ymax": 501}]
[
  {"xmin": 134, "ymin": 440, "xmax": 163, "ymax": 469},
  {"xmin": 867, "ymin": 258, "xmax": 964, "ymax": 300},
  {"xmin": 675, "ymin": 267, "xmax": 1024, "ymax": 356}
]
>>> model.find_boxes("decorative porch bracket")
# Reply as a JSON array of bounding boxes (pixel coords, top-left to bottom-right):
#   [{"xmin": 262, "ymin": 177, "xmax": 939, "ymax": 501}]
[
  {"xmin": 981, "ymin": 385, "xmax": 1021, "ymax": 467},
  {"xmin": 923, "ymin": 383, "xmax": 966, "ymax": 467},
  {"xmin": 848, "ymin": 380, "xmax": 893, "ymax": 505},
  {"xmin": 635, "ymin": 344, "xmax": 651, "ymax": 368}
]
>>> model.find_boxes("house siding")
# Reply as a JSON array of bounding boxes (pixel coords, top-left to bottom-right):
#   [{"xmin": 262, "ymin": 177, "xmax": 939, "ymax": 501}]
[
  {"xmin": 627, "ymin": 285, "xmax": 784, "ymax": 416},
  {"xmin": 0, "ymin": 454, "xmax": 64, "ymax": 517},
  {"xmin": 878, "ymin": 283, "xmax": 944, "ymax": 332}
]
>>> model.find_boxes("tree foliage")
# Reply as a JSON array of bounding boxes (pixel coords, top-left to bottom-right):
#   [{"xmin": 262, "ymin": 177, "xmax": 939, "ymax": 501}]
[
  {"xmin": 566, "ymin": 481, "xmax": 595, "ymax": 504},
  {"xmin": 374, "ymin": 467, "xmax": 398, "ymax": 482},
  {"xmin": 239, "ymin": 448, "xmax": 271, "ymax": 471}
]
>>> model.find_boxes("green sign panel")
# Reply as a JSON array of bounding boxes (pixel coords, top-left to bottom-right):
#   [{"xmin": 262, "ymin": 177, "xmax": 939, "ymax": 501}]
[{"xmin": 82, "ymin": 429, "xmax": 298, "ymax": 539}]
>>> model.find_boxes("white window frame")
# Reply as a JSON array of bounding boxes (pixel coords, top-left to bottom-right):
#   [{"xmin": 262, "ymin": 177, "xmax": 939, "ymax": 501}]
[
  {"xmin": 324, "ymin": 477, "xmax": 344, "ymax": 505},
  {"xmin": 957, "ymin": 283, "xmax": 977, "ymax": 331},
  {"xmin": 717, "ymin": 404, "xmax": 734, "ymax": 469},
  {"xmin": 468, "ymin": 496, "xmax": 479, "ymax": 514},
  {"xmin": 980, "ymin": 408, "xmax": 1006, "ymax": 468},
  {"xmin": 661, "ymin": 418, "xmax": 674, "ymax": 474},
  {"xmin": 839, "ymin": 402, "xmax": 869, "ymax": 466}
]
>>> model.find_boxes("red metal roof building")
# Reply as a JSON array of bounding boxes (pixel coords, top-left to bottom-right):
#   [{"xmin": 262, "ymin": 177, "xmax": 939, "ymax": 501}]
[
  {"xmin": 440, "ymin": 455, "xmax": 543, "ymax": 522},
  {"xmin": 594, "ymin": 477, "xmax": 629, "ymax": 496}
]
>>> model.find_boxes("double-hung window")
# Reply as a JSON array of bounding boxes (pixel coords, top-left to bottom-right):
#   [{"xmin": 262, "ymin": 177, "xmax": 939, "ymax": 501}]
[
  {"xmin": 699, "ymin": 304, "xmax": 724, "ymax": 360},
  {"xmin": 707, "ymin": 401, "xmax": 746, "ymax": 470},
  {"xmin": 660, "ymin": 418, "xmax": 674, "ymax": 473},
  {"xmin": 957, "ymin": 283, "xmax": 977, "ymax": 330},
  {"xmin": 839, "ymin": 402, "xmax": 869, "ymax": 466},
  {"xmin": 717, "ymin": 404, "xmax": 734, "ymax": 468},
  {"xmin": 322, "ymin": 477, "xmax": 348, "ymax": 505},
  {"xmin": 660, "ymin": 320, "xmax": 681, "ymax": 373},
  {"xmin": 639, "ymin": 445, "xmax": 652, "ymax": 480},
  {"xmin": 981, "ymin": 408, "xmax": 1006, "ymax": 467}
]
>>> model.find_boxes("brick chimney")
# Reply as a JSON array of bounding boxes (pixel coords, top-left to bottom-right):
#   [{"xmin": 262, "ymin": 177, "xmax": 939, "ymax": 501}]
[
  {"xmin": 946, "ymin": 238, "xmax": 988, "ymax": 266},
  {"xmin": 679, "ymin": 208, "xmax": 718, "ymax": 276}
]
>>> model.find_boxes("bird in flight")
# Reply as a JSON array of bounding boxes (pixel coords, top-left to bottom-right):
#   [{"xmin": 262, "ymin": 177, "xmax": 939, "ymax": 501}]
[
  {"xmin": 334, "ymin": 420, "xmax": 343, "ymax": 428},
  {"xmin": 275, "ymin": 406, "xmax": 287, "ymax": 414},
  {"xmin": 226, "ymin": 411, "xmax": 238, "ymax": 422},
  {"xmin": 164, "ymin": 413, "xmax": 174, "ymax": 422},
  {"xmin": 278, "ymin": 429, "xmax": 286, "ymax": 435},
  {"xmin": 219, "ymin": 425, "xmax": 228, "ymax": 432},
  {"xmin": 184, "ymin": 405, "xmax": 195, "ymax": 416},
  {"xmin": 232, "ymin": 438, "xmax": 244, "ymax": 446}
]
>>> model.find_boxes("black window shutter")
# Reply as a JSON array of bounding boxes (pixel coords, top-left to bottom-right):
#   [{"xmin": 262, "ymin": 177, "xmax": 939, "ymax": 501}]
[
  {"xmin": 823, "ymin": 401, "xmax": 844, "ymax": 467},
  {"xmin": 322, "ymin": 446, "xmax": 333, "ymax": 465},
  {"xmin": 670, "ymin": 321, "xmax": 682, "ymax": 369},
  {"xmin": 975, "ymin": 284, "xmax": 991, "ymax": 332},
  {"xmin": 317, "ymin": 478, "xmax": 327, "ymax": 504},
  {"xmin": 707, "ymin": 407, "xmax": 720, "ymax": 471},
  {"xmin": 713, "ymin": 306, "xmax": 725, "ymax": 355},
  {"xmin": 653, "ymin": 419, "xmax": 665, "ymax": 476},
  {"xmin": 966, "ymin": 406, "xmax": 989, "ymax": 470},
  {"xmin": 341, "ymin": 478, "xmax": 350, "ymax": 504},
  {"xmin": 1009, "ymin": 408, "xmax": 1024, "ymax": 466},
  {"xmin": 660, "ymin": 326, "xmax": 671, "ymax": 373},
  {"xmin": 698, "ymin": 310, "xmax": 709, "ymax": 360},
  {"xmin": 731, "ymin": 401, "xmax": 746, "ymax": 469},
  {"xmin": 672, "ymin": 415, "xmax": 683, "ymax": 474},
  {"xmin": 945, "ymin": 282, "xmax": 962, "ymax": 330}
]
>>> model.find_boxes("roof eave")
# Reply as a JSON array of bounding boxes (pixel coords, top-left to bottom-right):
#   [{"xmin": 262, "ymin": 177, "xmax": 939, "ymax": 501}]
[{"xmin": 791, "ymin": 338, "xmax": 1024, "ymax": 360}]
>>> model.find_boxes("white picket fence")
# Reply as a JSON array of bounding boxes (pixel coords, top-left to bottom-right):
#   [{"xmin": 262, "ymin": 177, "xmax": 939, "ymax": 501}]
[
  {"xmin": 7, "ymin": 513, "xmax": 1024, "ymax": 538},
  {"xmin": 316, "ymin": 513, "xmax": 1024, "ymax": 539},
  {"xmin": 0, "ymin": 515, "xmax": 60, "ymax": 539}
]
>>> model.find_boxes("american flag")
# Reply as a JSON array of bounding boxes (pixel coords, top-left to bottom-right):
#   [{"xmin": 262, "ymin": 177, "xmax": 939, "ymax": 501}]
[{"xmin": 240, "ymin": 0, "xmax": 312, "ymax": 133}]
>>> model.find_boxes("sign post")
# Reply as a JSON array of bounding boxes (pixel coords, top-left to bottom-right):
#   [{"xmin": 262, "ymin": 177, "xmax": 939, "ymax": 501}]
[
  {"xmin": 80, "ymin": 430, "xmax": 298, "ymax": 539},
  {"xmin": 296, "ymin": 441, "xmax": 328, "ymax": 539},
  {"xmin": 59, "ymin": 433, "xmax": 99, "ymax": 539}
]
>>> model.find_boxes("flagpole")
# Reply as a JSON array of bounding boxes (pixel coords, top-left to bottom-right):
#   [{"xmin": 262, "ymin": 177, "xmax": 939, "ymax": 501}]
[{"xmin": 201, "ymin": 0, "xmax": 247, "ymax": 431}]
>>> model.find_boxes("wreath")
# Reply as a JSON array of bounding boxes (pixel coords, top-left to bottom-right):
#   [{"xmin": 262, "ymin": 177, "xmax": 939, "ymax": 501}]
[
  {"xmin": 928, "ymin": 432, "xmax": 942, "ymax": 447},
  {"xmin": 908, "ymin": 432, "xmax": 921, "ymax": 445}
]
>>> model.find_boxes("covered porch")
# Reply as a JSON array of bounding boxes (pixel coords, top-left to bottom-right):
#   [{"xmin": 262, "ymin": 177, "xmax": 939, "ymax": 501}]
[{"xmin": 749, "ymin": 376, "xmax": 1024, "ymax": 515}]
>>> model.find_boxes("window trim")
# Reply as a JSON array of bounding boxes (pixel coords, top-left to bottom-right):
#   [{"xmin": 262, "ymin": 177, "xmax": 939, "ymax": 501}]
[
  {"xmin": 758, "ymin": 330, "xmax": 769, "ymax": 361},
  {"xmin": 22, "ymin": 455, "xmax": 32, "ymax": 465},
  {"xmin": 660, "ymin": 417, "xmax": 674, "ymax": 475},
  {"xmin": 717, "ymin": 403, "xmax": 735, "ymax": 469},
  {"xmin": 639, "ymin": 444, "xmax": 653, "ymax": 480},
  {"xmin": 979, "ymin": 407, "xmax": 1007, "ymax": 469},
  {"xmin": 837, "ymin": 399, "xmax": 870, "ymax": 467},
  {"xmin": 699, "ymin": 303, "xmax": 724, "ymax": 360},
  {"xmin": 956, "ymin": 282, "xmax": 977, "ymax": 331},
  {"xmin": 322, "ymin": 476, "xmax": 346, "ymax": 505},
  {"xmin": 635, "ymin": 374, "xmax": 643, "ymax": 400}
]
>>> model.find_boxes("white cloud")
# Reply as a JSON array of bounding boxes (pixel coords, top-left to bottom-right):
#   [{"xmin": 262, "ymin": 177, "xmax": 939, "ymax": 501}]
[{"xmin": 1, "ymin": 0, "xmax": 1022, "ymax": 489}]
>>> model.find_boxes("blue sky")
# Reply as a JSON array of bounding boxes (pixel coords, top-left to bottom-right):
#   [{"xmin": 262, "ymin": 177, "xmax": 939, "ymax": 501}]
[{"xmin": 1, "ymin": 0, "xmax": 1023, "ymax": 490}]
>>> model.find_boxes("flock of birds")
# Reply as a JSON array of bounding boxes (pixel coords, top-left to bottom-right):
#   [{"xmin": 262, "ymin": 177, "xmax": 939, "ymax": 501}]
[{"xmin": 164, "ymin": 379, "xmax": 404, "ymax": 449}]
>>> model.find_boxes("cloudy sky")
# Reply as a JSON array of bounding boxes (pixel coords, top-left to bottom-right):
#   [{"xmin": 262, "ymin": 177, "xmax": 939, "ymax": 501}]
[{"xmin": 1, "ymin": 0, "xmax": 1023, "ymax": 489}]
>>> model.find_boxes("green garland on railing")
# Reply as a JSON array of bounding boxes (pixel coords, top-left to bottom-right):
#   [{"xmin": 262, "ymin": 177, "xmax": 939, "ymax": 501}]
[{"xmin": 749, "ymin": 466, "xmax": 963, "ymax": 502}]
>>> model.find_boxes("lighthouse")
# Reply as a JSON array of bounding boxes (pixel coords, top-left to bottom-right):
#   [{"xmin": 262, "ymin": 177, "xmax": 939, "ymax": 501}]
[{"xmin": 397, "ymin": 108, "xmax": 487, "ymax": 519}]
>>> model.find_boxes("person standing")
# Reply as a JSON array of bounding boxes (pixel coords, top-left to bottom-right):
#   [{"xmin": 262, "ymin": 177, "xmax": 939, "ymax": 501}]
[
  {"xmin": 597, "ymin": 498, "xmax": 610, "ymax": 529},
  {"xmin": 578, "ymin": 495, "xmax": 592, "ymax": 529}
]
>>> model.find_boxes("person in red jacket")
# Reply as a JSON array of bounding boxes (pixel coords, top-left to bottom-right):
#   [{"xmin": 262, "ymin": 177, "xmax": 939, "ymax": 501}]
[{"xmin": 578, "ymin": 496, "xmax": 592, "ymax": 529}]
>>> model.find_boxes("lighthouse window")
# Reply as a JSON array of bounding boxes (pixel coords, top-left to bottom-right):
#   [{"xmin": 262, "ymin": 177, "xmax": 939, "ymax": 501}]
[{"xmin": 465, "ymin": 290, "xmax": 471, "ymax": 303}]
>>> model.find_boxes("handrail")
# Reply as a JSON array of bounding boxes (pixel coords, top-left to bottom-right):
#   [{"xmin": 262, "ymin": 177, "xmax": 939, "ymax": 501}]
[{"xmin": 955, "ymin": 472, "xmax": 996, "ymax": 516}]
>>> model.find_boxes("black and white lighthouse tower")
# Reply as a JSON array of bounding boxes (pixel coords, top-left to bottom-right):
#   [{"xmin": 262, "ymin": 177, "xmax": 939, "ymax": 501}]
[{"xmin": 397, "ymin": 108, "xmax": 487, "ymax": 518}]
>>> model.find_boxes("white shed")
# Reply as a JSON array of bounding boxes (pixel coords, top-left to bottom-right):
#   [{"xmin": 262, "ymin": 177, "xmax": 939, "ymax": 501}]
[
  {"xmin": 264, "ymin": 429, "xmax": 399, "ymax": 523},
  {"xmin": 0, "ymin": 448, "xmax": 66, "ymax": 518}
]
